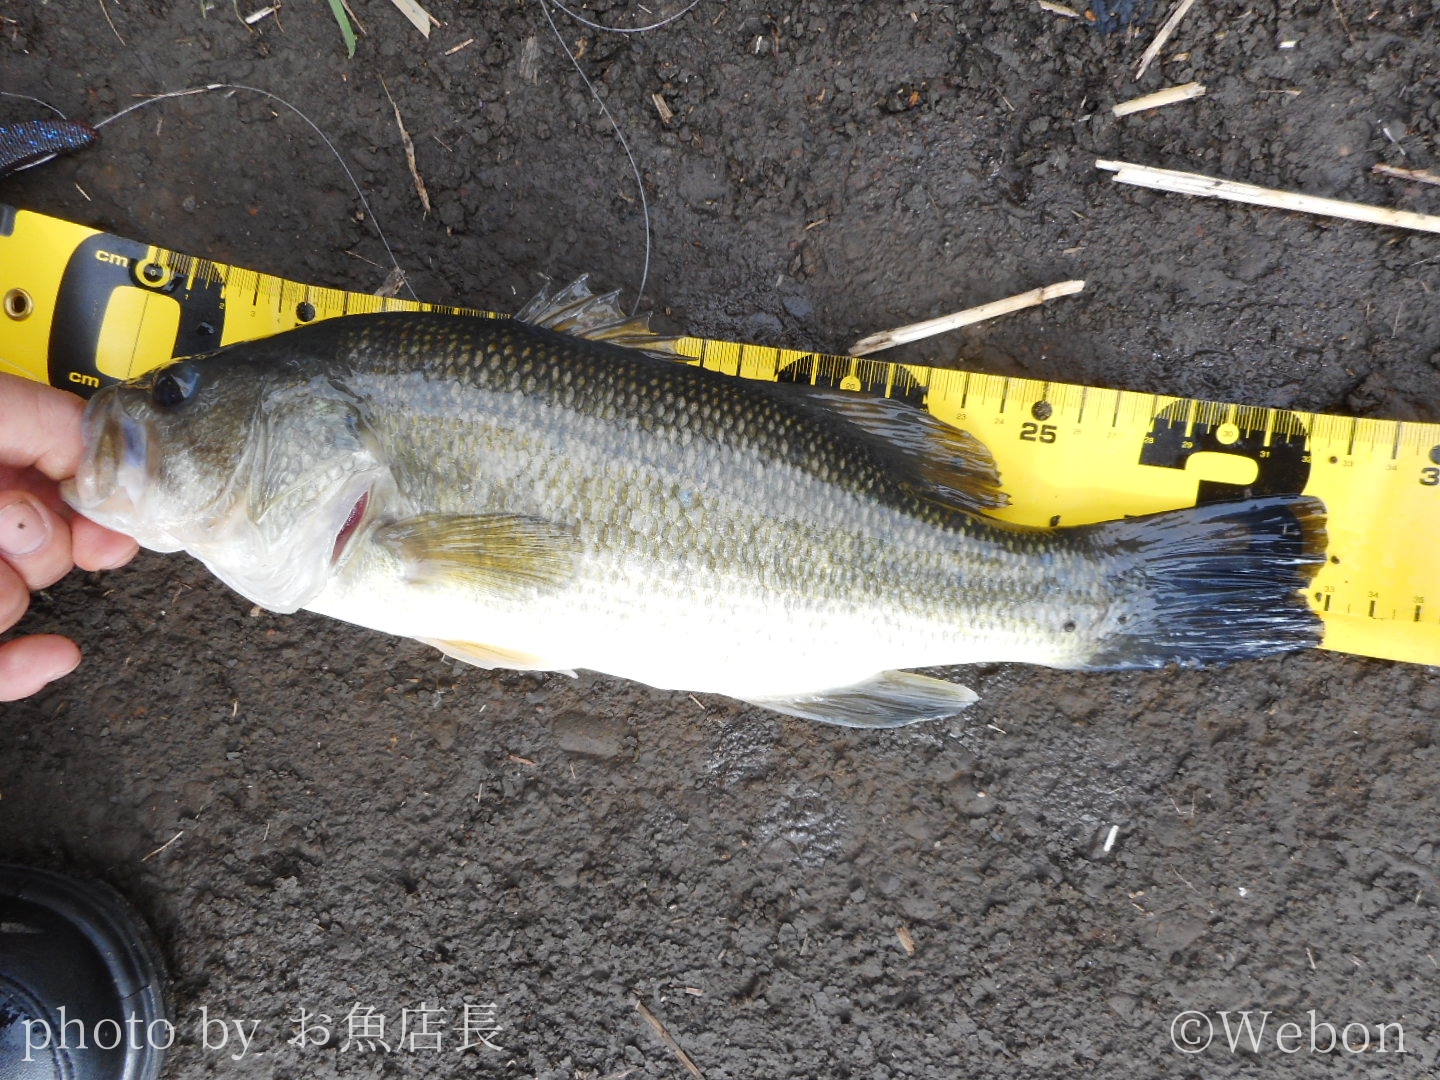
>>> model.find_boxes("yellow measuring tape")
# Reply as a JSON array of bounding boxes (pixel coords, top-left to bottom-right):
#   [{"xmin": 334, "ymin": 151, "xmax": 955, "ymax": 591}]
[{"xmin": 1, "ymin": 204, "xmax": 1435, "ymax": 666}]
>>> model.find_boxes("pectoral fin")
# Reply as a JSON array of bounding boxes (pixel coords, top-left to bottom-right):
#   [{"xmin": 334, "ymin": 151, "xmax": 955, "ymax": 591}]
[
  {"xmin": 375, "ymin": 513, "xmax": 577, "ymax": 596},
  {"xmin": 742, "ymin": 671, "xmax": 978, "ymax": 728}
]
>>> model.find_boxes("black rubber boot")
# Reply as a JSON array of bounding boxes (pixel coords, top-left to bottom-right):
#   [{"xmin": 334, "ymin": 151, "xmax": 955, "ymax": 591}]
[{"xmin": 0, "ymin": 865, "xmax": 168, "ymax": 1080}]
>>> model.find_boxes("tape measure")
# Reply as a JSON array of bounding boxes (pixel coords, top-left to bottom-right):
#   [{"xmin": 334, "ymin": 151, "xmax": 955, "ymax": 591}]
[{"xmin": 1, "ymin": 203, "xmax": 1436, "ymax": 666}]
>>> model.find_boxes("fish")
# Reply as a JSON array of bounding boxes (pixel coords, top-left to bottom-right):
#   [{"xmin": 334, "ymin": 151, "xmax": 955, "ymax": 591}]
[{"xmin": 62, "ymin": 279, "xmax": 1327, "ymax": 728}]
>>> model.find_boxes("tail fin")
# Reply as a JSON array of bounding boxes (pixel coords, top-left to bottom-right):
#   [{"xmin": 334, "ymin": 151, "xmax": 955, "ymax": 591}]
[{"xmin": 1085, "ymin": 495, "xmax": 1327, "ymax": 670}]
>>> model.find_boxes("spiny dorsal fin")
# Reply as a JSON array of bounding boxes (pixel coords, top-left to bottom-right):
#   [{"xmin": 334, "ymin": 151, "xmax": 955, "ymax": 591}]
[
  {"xmin": 514, "ymin": 275, "xmax": 680, "ymax": 358},
  {"xmin": 768, "ymin": 384, "xmax": 1009, "ymax": 514},
  {"xmin": 374, "ymin": 513, "xmax": 578, "ymax": 595}
]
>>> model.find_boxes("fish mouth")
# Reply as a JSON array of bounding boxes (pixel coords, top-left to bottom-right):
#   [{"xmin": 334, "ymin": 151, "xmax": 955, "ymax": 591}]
[{"xmin": 62, "ymin": 394, "xmax": 153, "ymax": 524}]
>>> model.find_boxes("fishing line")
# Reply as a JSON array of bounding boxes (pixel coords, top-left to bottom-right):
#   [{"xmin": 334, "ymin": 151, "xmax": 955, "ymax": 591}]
[
  {"xmin": 536, "ymin": 0, "xmax": 655, "ymax": 315},
  {"xmin": 0, "ymin": 85, "xmax": 414, "ymax": 300},
  {"xmin": 537, "ymin": 1, "xmax": 707, "ymax": 312},
  {"xmin": 536, "ymin": 1, "xmax": 705, "ymax": 316},
  {"xmin": 543, "ymin": 0, "xmax": 707, "ymax": 34},
  {"xmin": 0, "ymin": 91, "xmax": 68, "ymax": 119}
]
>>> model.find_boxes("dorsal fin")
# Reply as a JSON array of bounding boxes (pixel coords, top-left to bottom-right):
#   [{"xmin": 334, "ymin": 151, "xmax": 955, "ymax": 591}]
[
  {"xmin": 515, "ymin": 277, "xmax": 1003, "ymax": 514},
  {"xmin": 514, "ymin": 275, "xmax": 680, "ymax": 358},
  {"xmin": 768, "ymin": 384, "xmax": 1009, "ymax": 514}
]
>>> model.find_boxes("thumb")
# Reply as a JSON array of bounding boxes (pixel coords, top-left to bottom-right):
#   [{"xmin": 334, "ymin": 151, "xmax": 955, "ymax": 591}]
[{"xmin": 0, "ymin": 492, "xmax": 75, "ymax": 592}]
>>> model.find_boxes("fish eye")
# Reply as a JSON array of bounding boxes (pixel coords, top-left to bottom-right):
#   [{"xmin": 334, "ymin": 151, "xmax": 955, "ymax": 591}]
[{"xmin": 152, "ymin": 367, "xmax": 199, "ymax": 408}]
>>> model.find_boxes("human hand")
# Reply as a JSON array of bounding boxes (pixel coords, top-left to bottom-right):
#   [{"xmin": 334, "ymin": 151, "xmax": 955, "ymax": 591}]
[{"xmin": 0, "ymin": 374, "xmax": 138, "ymax": 700}]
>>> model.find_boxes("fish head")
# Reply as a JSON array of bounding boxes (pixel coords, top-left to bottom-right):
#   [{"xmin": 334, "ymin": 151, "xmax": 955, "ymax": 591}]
[{"xmin": 63, "ymin": 343, "xmax": 390, "ymax": 613}]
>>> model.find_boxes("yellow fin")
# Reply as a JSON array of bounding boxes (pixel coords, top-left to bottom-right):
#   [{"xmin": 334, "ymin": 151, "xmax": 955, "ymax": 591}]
[
  {"xmin": 374, "ymin": 513, "xmax": 577, "ymax": 595},
  {"xmin": 419, "ymin": 637, "xmax": 560, "ymax": 671}
]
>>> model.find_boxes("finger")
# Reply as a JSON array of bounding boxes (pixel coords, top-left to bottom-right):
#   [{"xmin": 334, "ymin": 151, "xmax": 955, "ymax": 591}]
[
  {"xmin": 0, "ymin": 492, "xmax": 75, "ymax": 591},
  {"xmin": 0, "ymin": 374, "xmax": 86, "ymax": 479},
  {"xmin": 0, "ymin": 558, "xmax": 28, "ymax": 633},
  {"xmin": 0, "ymin": 634, "xmax": 81, "ymax": 702},
  {"xmin": 71, "ymin": 514, "xmax": 139, "ymax": 572}
]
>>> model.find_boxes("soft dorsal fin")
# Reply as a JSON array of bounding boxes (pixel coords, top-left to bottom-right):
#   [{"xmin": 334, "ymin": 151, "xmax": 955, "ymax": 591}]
[
  {"xmin": 514, "ymin": 275, "xmax": 680, "ymax": 358},
  {"xmin": 769, "ymin": 384, "xmax": 1009, "ymax": 514}
]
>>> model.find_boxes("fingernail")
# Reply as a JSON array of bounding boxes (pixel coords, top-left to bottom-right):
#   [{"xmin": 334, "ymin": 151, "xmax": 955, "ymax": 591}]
[{"xmin": 0, "ymin": 499, "xmax": 50, "ymax": 558}]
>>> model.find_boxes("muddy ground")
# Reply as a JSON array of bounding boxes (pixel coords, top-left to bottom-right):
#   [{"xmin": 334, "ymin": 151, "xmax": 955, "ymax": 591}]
[{"xmin": 3, "ymin": 1, "xmax": 1440, "ymax": 1077}]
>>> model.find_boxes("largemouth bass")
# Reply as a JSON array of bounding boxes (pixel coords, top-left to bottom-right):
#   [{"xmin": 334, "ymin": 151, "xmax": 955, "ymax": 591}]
[{"xmin": 63, "ymin": 282, "xmax": 1326, "ymax": 727}]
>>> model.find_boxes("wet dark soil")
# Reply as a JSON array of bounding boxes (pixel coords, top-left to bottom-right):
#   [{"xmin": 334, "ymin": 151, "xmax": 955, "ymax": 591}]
[{"xmin": 4, "ymin": 2, "xmax": 1440, "ymax": 1076}]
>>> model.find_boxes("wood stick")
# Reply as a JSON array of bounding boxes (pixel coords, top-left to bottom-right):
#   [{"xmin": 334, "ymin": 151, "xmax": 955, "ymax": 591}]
[
  {"xmin": 848, "ymin": 281, "xmax": 1085, "ymax": 357},
  {"xmin": 1372, "ymin": 163, "xmax": 1440, "ymax": 188},
  {"xmin": 1112, "ymin": 82, "xmax": 1206, "ymax": 117},
  {"xmin": 1136, "ymin": 0, "xmax": 1198, "ymax": 80},
  {"xmin": 1096, "ymin": 159, "xmax": 1440, "ymax": 235},
  {"xmin": 386, "ymin": 0, "xmax": 436, "ymax": 36},
  {"xmin": 381, "ymin": 79, "xmax": 431, "ymax": 216},
  {"xmin": 634, "ymin": 997, "xmax": 705, "ymax": 1079}
]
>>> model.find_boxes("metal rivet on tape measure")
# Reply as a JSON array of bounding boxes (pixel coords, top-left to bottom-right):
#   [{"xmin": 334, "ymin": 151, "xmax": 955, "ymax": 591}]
[
  {"xmin": 135, "ymin": 260, "xmax": 172, "ymax": 289},
  {"xmin": 3, "ymin": 288, "xmax": 31, "ymax": 319}
]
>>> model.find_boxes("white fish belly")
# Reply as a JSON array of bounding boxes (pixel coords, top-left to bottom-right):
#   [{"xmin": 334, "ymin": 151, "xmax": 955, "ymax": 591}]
[{"xmin": 305, "ymin": 546, "xmax": 1081, "ymax": 701}]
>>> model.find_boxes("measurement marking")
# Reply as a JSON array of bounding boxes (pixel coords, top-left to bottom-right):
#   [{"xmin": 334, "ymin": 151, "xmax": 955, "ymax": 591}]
[
  {"xmin": 1323, "ymin": 594, "xmax": 1332, "ymax": 612},
  {"xmin": 1368, "ymin": 599, "xmax": 1377, "ymax": 618},
  {"xmin": 1392, "ymin": 422, "xmax": 1403, "ymax": 461},
  {"xmin": 1110, "ymin": 392, "xmax": 1122, "ymax": 429},
  {"xmin": 1346, "ymin": 416, "xmax": 1358, "ymax": 458},
  {"xmin": 959, "ymin": 371, "xmax": 972, "ymax": 410},
  {"xmin": 1076, "ymin": 385, "xmax": 1088, "ymax": 425},
  {"xmin": 1416, "ymin": 605, "xmax": 1423, "ymax": 623},
  {"xmin": 998, "ymin": 377, "xmax": 1010, "ymax": 414}
]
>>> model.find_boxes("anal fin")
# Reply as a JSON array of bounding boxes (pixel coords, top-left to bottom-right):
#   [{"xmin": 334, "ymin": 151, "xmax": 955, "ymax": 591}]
[
  {"xmin": 742, "ymin": 671, "xmax": 977, "ymax": 728},
  {"xmin": 420, "ymin": 637, "xmax": 569, "ymax": 673}
]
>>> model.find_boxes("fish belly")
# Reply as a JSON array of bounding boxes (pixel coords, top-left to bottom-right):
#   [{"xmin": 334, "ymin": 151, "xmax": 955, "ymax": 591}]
[{"xmin": 304, "ymin": 534, "xmax": 1087, "ymax": 701}]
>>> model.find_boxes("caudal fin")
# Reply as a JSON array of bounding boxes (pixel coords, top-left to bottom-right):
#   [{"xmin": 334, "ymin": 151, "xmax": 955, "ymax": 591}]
[{"xmin": 1085, "ymin": 495, "xmax": 1327, "ymax": 670}]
